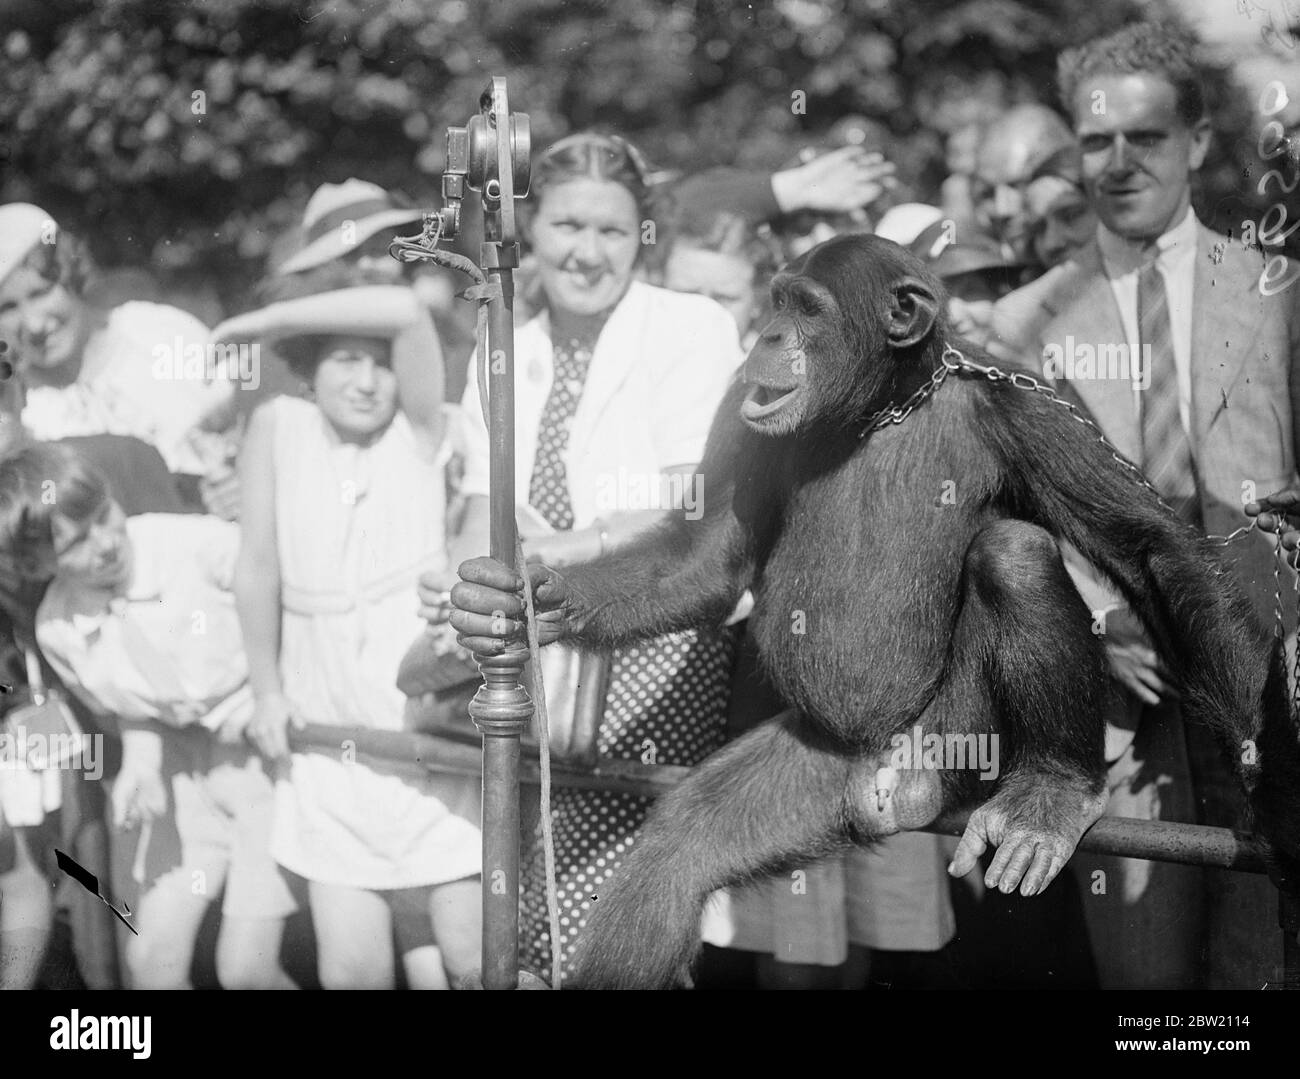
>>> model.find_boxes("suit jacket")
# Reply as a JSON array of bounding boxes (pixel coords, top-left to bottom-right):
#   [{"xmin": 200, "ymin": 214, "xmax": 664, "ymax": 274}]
[{"xmin": 989, "ymin": 222, "xmax": 1300, "ymax": 634}]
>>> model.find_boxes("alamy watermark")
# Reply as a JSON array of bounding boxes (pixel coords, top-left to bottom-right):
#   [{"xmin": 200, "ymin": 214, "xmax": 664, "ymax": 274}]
[
  {"xmin": 594, "ymin": 468, "xmax": 704, "ymax": 520},
  {"xmin": 151, "ymin": 339, "xmax": 261, "ymax": 391},
  {"xmin": 0, "ymin": 725, "xmax": 103, "ymax": 780},
  {"xmin": 1042, "ymin": 338, "xmax": 1152, "ymax": 390},
  {"xmin": 50, "ymin": 1010, "xmax": 151, "ymax": 1059},
  {"xmin": 887, "ymin": 724, "xmax": 1000, "ymax": 781}
]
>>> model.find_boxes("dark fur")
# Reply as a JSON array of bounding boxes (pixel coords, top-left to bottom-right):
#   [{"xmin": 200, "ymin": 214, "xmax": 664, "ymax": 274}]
[{"xmin": 543, "ymin": 235, "xmax": 1300, "ymax": 988}]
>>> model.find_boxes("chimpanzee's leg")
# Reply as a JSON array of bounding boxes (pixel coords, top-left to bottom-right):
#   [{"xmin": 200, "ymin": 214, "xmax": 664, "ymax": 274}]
[
  {"xmin": 570, "ymin": 712, "xmax": 857, "ymax": 989},
  {"xmin": 940, "ymin": 519, "xmax": 1110, "ymax": 896}
]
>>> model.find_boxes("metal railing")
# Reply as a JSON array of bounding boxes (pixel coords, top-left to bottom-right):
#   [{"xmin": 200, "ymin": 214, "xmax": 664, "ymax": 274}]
[{"xmin": 288, "ymin": 714, "xmax": 1300, "ymax": 988}]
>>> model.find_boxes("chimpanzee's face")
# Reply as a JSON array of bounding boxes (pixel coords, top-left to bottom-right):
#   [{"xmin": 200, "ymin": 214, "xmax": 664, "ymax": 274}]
[
  {"xmin": 739, "ymin": 235, "xmax": 942, "ymax": 438},
  {"xmin": 739, "ymin": 274, "xmax": 825, "ymax": 437}
]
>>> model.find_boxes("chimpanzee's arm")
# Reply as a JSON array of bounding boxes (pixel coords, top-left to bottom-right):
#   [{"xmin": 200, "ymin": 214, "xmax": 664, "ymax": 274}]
[
  {"xmin": 986, "ymin": 380, "xmax": 1264, "ymax": 683},
  {"xmin": 556, "ymin": 382, "xmax": 759, "ymax": 649},
  {"xmin": 985, "ymin": 379, "xmax": 1300, "ymax": 874}
]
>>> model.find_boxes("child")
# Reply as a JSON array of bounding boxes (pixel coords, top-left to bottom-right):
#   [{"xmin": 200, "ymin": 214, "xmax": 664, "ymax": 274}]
[
  {"xmin": 0, "ymin": 442, "xmax": 296, "ymax": 989},
  {"xmin": 218, "ymin": 282, "xmax": 482, "ymax": 989}
]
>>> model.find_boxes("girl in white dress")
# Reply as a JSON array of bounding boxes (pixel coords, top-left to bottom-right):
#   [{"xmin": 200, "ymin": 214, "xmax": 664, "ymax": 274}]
[{"xmin": 222, "ymin": 284, "xmax": 481, "ymax": 989}]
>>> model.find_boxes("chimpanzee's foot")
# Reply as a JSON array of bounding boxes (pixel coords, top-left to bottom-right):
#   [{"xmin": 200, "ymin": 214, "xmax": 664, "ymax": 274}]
[{"xmin": 947, "ymin": 771, "xmax": 1107, "ymax": 896}]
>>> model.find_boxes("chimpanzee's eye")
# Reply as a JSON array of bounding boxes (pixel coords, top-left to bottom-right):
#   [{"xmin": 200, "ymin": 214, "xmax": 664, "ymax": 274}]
[{"xmin": 792, "ymin": 289, "xmax": 825, "ymax": 319}]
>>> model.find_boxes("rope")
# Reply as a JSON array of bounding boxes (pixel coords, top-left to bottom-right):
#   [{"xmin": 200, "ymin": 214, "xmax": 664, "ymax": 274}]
[{"xmin": 516, "ymin": 537, "xmax": 563, "ymax": 989}]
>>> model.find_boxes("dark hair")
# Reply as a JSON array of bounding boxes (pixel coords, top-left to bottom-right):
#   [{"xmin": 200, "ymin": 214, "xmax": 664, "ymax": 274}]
[
  {"xmin": 0, "ymin": 442, "xmax": 109, "ymax": 580},
  {"xmin": 250, "ymin": 262, "xmax": 381, "ymax": 382},
  {"xmin": 1057, "ymin": 22, "xmax": 1207, "ymax": 128},
  {"xmin": 656, "ymin": 203, "xmax": 782, "ymax": 283},
  {"xmin": 527, "ymin": 132, "xmax": 655, "ymax": 225},
  {"xmin": 13, "ymin": 230, "xmax": 95, "ymax": 298},
  {"xmin": 665, "ymin": 202, "xmax": 774, "ymax": 270}
]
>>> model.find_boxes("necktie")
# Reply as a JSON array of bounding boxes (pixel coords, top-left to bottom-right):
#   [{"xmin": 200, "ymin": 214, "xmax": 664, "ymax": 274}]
[
  {"xmin": 528, "ymin": 337, "xmax": 596, "ymax": 531},
  {"xmin": 1137, "ymin": 260, "xmax": 1200, "ymax": 524}
]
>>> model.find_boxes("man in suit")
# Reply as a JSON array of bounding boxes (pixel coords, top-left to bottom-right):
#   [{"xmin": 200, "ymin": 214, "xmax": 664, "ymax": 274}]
[{"xmin": 989, "ymin": 21, "xmax": 1300, "ymax": 989}]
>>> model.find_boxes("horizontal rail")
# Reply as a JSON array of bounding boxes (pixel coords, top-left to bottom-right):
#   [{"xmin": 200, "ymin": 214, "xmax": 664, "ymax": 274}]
[
  {"xmin": 289, "ymin": 723, "xmax": 1271, "ymax": 875},
  {"xmin": 927, "ymin": 811, "xmax": 1269, "ymax": 875}
]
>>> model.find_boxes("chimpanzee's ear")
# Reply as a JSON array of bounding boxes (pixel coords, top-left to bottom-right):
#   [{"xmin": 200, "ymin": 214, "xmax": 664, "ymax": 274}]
[{"xmin": 887, "ymin": 276, "xmax": 941, "ymax": 350}]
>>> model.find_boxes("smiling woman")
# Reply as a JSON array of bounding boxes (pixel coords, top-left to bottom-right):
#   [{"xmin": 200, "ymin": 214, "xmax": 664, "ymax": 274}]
[
  {"xmin": 0, "ymin": 203, "xmax": 233, "ymax": 486},
  {"xmin": 438, "ymin": 131, "xmax": 745, "ymax": 980}
]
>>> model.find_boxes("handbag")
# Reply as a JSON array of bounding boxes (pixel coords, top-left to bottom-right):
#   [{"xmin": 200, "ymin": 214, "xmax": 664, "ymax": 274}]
[
  {"xmin": 3, "ymin": 646, "xmax": 89, "ymax": 771},
  {"xmin": 397, "ymin": 626, "xmax": 483, "ymax": 744},
  {"xmin": 0, "ymin": 647, "xmax": 86, "ymax": 825}
]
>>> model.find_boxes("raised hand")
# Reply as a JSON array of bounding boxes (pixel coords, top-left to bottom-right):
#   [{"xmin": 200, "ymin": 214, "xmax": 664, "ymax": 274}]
[{"xmin": 772, "ymin": 146, "xmax": 898, "ymax": 216}]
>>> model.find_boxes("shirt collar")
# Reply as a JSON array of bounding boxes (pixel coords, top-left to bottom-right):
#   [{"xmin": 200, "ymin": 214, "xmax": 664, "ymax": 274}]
[
  {"xmin": 48, "ymin": 562, "xmax": 158, "ymax": 639},
  {"xmin": 1096, "ymin": 205, "xmax": 1197, "ymax": 276}
]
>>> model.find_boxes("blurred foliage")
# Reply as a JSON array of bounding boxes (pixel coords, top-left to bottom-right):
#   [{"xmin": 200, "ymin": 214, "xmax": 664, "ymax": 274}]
[{"xmin": 0, "ymin": 0, "xmax": 1283, "ymax": 305}]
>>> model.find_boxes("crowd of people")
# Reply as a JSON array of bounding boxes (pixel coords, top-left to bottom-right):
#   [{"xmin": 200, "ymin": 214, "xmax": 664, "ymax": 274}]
[{"xmin": 0, "ymin": 19, "xmax": 1296, "ymax": 990}]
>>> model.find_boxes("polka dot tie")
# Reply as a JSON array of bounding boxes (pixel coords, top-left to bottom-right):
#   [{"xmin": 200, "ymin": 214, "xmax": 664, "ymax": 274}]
[{"xmin": 528, "ymin": 337, "xmax": 596, "ymax": 531}]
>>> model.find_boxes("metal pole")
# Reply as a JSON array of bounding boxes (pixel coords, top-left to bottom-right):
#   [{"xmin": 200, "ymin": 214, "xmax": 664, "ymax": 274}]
[
  {"xmin": 467, "ymin": 76, "xmax": 532, "ymax": 989},
  {"xmin": 386, "ymin": 77, "xmax": 533, "ymax": 987},
  {"xmin": 467, "ymin": 237, "xmax": 532, "ymax": 990}
]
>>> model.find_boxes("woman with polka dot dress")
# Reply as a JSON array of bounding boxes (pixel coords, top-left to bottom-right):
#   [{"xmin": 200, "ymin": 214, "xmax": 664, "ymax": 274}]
[{"xmin": 440, "ymin": 132, "xmax": 744, "ymax": 977}]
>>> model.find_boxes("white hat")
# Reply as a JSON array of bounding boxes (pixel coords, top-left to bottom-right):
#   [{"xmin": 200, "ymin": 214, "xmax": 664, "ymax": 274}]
[
  {"xmin": 0, "ymin": 203, "xmax": 57, "ymax": 286},
  {"xmin": 276, "ymin": 179, "xmax": 424, "ymax": 275},
  {"xmin": 874, "ymin": 203, "xmax": 945, "ymax": 247}
]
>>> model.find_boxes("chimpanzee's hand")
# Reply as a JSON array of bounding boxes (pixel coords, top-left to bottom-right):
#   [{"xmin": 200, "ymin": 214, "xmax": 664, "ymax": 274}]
[
  {"xmin": 1245, "ymin": 488, "xmax": 1300, "ymax": 566},
  {"xmin": 948, "ymin": 772, "xmax": 1108, "ymax": 897},
  {"xmin": 449, "ymin": 556, "xmax": 568, "ymax": 654}
]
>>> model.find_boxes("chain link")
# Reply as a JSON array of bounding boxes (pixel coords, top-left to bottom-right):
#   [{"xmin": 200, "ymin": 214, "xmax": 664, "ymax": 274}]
[
  {"xmin": 858, "ymin": 351, "xmax": 955, "ymax": 437},
  {"xmin": 863, "ymin": 342, "xmax": 1299, "ymax": 715},
  {"xmin": 859, "ymin": 345, "xmax": 1292, "ymax": 555},
  {"xmin": 916, "ymin": 346, "xmax": 1272, "ymax": 548}
]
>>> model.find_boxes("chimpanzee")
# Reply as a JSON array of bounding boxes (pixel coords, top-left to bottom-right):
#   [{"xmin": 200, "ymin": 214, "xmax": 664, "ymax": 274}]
[{"xmin": 450, "ymin": 234, "xmax": 1300, "ymax": 989}]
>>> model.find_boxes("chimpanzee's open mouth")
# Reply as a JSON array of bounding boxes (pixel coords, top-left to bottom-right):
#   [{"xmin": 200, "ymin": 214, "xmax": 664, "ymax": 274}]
[{"xmin": 741, "ymin": 383, "xmax": 799, "ymax": 420}]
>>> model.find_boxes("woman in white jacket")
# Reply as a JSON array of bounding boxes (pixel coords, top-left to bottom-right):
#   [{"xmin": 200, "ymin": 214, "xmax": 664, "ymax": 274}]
[{"xmin": 437, "ymin": 132, "xmax": 744, "ymax": 977}]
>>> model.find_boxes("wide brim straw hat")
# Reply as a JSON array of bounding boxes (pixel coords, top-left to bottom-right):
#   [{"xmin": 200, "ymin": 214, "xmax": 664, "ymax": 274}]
[
  {"xmin": 0, "ymin": 203, "xmax": 56, "ymax": 287},
  {"xmin": 276, "ymin": 178, "xmax": 424, "ymax": 276}
]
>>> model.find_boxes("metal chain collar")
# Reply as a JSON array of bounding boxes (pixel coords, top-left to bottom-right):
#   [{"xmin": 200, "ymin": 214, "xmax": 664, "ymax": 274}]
[
  {"xmin": 873, "ymin": 343, "xmax": 1258, "ymax": 547},
  {"xmin": 858, "ymin": 346, "xmax": 959, "ymax": 437}
]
